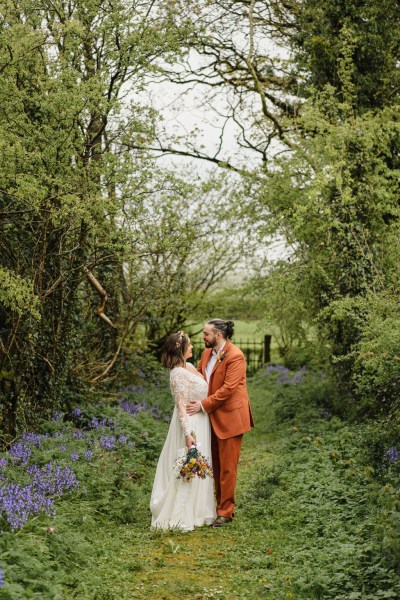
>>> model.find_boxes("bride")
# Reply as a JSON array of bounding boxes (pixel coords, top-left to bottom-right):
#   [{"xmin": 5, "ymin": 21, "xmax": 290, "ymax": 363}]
[{"xmin": 150, "ymin": 331, "xmax": 216, "ymax": 530}]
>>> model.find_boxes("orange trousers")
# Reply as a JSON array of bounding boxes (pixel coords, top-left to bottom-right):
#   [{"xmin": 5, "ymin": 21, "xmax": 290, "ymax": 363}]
[{"xmin": 211, "ymin": 429, "xmax": 243, "ymax": 518}]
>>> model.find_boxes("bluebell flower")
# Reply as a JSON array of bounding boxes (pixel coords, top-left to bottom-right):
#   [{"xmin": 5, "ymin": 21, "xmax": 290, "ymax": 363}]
[
  {"xmin": 73, "ymin": 430, "xmax": 85, "ymax": 439},
  {"xmin": 71, "ymin": 407, "xmax": 82, "ymax": 417},
  {"xmin": 9, "ymin": 442, "xmax": 31, "ymax": 466},
  {"xmin": 70, "ymin": 452, "xmax": 79, "ymax": 462},
  {"xmin": 387, "ymin": 447, "xmax": 400, "ymax": 464},
  {"xmin": 21, "ymin": 432, "xmax": 43, "ymax": 447},
  {"xmin": 52, "ymin": 411, "xmax": 63, "ymax": 422},
  {"xmin": 291, "ymin": 373, "xmax": 306, "ymax": 385},
  {"xmin": 0, "ymin": 462, "xmax": 78, "ymax": 530},
  {"xmin": 100, "ymin": 436, "xmax": 116, "ymax": 451},
  {"xmin": 84, "ymin": 450, "xmax": 93, "ymax": 461},
  {"xmin": 0, "ymin": 567, "xmax": 4, "ymax": 588}
]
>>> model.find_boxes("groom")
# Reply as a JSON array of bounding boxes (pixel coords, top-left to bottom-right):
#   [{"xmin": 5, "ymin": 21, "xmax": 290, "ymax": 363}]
[{"xmin": 186, "ymin": 318, "xmax": 254, "ymax": 527}]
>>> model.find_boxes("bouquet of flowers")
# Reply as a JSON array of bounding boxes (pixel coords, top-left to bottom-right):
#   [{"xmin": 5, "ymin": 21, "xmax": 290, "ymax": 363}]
[{"xmin": 174, "ymin": 432, "xmax": 213, "ymax": 482}]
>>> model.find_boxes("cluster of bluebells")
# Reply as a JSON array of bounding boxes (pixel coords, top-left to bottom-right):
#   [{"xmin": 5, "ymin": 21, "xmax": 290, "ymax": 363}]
[
  {"xmin": 0, "ymin": 387, "xmax": 161, "ymax": 532},
  {"xmin": 119, "ymin": 399, "xmax": 159, "ymax": 419},
  {"xmin": 386, "ymin": 447, "xmax": 400, "ymax": 465},
  {"xmin": 0, "ymin": 568, "xmax": 4, "ymax": 588},
  {"xmin": 89, "ymin": 416, "xmax": 116, "ymax": 430},
  {"xmin": 0, "ymin": 463, "xmax": 78, "ymax": 530},
  {"xmin": 99, "ymin": 434, "xmax": 132, "ymax": 451},
  {"xmin": 9, "ymin": 442, "xmax": 32, "ymax": 466},
  {"xmin": 263, "ymin": 364, "xmax": 308, "ymax": 385}
]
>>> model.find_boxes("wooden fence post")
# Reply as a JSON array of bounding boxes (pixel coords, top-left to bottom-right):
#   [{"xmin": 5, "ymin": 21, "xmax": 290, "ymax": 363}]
[{"xmin": 264, "ymin": 335, "xmax": 271, "ymax": 364}]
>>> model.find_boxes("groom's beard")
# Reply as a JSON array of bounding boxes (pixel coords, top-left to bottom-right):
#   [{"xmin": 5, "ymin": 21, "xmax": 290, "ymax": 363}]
[{"xmin": 204, "ymin": 337, "xmax": 218, "ymax": 349}]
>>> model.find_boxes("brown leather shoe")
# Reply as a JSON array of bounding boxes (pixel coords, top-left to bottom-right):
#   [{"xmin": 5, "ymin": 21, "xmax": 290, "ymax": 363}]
[{"xmin": 210, "ymin": 516, "xmax": 233, "ymax": 527}]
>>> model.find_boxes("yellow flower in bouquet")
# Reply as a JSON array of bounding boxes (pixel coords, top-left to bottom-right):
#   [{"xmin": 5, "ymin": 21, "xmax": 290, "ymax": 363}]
[{"xmin": 174, "ymin": 435, "xmax": 213, "ymax": 482}]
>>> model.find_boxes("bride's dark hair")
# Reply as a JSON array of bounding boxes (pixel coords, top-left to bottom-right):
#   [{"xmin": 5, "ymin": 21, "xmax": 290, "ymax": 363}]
[
  {"xmin": 207, "ymin": 319, "xmax": 234, "ymax": 340},
  {"xmin": 161, "ymin": 331, "xmax": 190, "ymax": 369}
]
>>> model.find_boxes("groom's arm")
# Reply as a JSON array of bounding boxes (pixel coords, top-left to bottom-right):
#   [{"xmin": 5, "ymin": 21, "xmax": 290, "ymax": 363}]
[{"xmin": 201, "ymin": 354, "xmax": 245, "ymax": 414}]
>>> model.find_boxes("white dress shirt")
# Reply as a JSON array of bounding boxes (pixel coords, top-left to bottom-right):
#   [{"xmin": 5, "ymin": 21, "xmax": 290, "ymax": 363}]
[{"xmin": 205, "ymin": 341, "xmax": 226, "ymax": 382}]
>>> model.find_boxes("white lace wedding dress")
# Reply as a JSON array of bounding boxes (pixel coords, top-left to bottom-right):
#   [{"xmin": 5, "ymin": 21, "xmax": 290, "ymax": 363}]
[{"xmin": 150, "ymin": 365, "xmax": 216, "ymax": 530}]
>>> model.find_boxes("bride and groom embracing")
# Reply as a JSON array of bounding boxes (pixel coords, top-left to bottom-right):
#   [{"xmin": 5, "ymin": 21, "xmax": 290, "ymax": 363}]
[{"xmin": 150, "ymin": 319, "xmax": 254, "ymax": 531}]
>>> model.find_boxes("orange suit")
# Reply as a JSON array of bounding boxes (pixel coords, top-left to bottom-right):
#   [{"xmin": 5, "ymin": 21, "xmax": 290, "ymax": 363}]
[{"xmin": 198, "ymin": 341, "xmax": 254, "ymax": 518}]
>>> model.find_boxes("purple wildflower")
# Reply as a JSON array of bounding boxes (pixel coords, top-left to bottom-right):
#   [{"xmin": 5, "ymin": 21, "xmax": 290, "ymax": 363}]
[
  {"xmin": 9, "ymin": 442, "xmax": 31, "ymax": 466},
  {"xmin": 276, "ymin": 374, "xmax": 291, "ymax": 384},
  {"xmin": 71, "ymin": 407, "xmax": 82, "ymax": 417},
  {"xmin": 387, "ymin": 447, "xmax": 400, "ymax": 464},
  {"xmin": 70, "ymin": 452, "xmax": 79, "ymax": 462},
  {"xmin": 0, "ymin": 567, "xmax": 4, "ymax": 588},
  {"xmin": 100, "ymin": 436, "xmax": 116, "ymax": 451},
  {"xmin": 263, "ymin": 364, "xmax": 289, "ymax": 377},
  {"xmin": 127, "ymin": 441, "xmax": 136, "ymax": 447},
  {"xmin": 73, "ymin": 430, "xmax": 86, "ymax": 440},
  {"xmin": 291, "ymin": 373, "xmax": 306, "ymax": 385},
  {"xmin": 21, "ymin": 432, "xmax": 43, "ymax": 447},
  {"xmin": 0, "ymin": 457, "xmax": 7, "ymax": 470},
  {"xmin": 52, "ymin": 411, "xmax": 63, "ymax": 422},
  {"xmin": 84, "ymin": 450, "xmax": 93, "ymax": 461},
  {"xmin": 0, "ymin": 463, "xmax": 78, "ymax": 530},
  {"xmin": 119, "ymin": 435, "xmax": 128, "ymax": 446}
]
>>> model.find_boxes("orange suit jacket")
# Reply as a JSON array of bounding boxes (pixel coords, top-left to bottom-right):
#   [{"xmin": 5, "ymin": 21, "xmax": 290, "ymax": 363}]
[{"xmin": 198, "ymin": 341, "xmax": 254, "ymax": 440}]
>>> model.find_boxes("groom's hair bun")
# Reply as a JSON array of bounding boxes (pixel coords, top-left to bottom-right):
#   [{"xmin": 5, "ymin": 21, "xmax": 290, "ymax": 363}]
[{"xmin": 207, "ymin": 319, "xmax": 234, "ymax": 340}]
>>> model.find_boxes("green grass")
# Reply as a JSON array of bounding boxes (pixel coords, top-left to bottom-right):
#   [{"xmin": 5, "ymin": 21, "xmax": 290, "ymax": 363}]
[
  {"xmin": 187, "ymin": 319, "xmax": 266, "ymax": 343},
  {"xmin": 1, "ymin": 370, "xmax": 399, "ymax": 598}
]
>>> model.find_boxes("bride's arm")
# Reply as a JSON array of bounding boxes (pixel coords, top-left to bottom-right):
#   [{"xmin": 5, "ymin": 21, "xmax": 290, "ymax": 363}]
[{"xmin": 170, "ymin": 370, "xmax": 196, "ymax": 447}]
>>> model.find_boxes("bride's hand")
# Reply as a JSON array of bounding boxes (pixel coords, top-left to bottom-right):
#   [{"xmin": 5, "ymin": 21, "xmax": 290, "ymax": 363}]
[{"xmin": 186, "ymin": 434, "xmax": 196, "ymax": 448}]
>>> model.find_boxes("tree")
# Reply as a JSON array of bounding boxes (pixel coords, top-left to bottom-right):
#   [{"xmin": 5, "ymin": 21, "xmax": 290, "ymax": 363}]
[{"xmin": 0, "ymin": 0, "xmax": 193, "ymax": 434}]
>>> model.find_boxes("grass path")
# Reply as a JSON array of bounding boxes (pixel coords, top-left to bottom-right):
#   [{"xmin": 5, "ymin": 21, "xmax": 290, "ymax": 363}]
[
  {"xmin": 71, "ymin": 376, "xmax": 398, "ymax": 599},
  {"xmin": 70, "ymin": 381, "xmax": 279, "ymax": 599}
]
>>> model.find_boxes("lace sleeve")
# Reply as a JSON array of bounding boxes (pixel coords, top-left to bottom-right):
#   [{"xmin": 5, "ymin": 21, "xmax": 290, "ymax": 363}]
[{"xmin": 170, "ymin": 369, "xmax": 191, "ymax": 437}]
